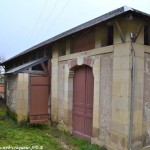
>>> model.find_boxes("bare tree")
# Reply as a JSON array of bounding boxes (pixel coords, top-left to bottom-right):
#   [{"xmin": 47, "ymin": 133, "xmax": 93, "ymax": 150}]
[{"xmin": 0, "ymin": 56, "xmax": 5, "ymax": 74}]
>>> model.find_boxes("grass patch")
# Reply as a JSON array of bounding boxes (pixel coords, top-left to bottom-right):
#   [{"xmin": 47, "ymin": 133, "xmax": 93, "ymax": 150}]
[
  {"xmin": 48, "ymin": 125, "xmax": 107, "ymax": 150},
  {"xmin": 0, "ymin": 106, "xmax": 6, "ymax": 116},
  {"xmin": 0, "ymin": 106, "xmax": 106, "ymax": 150}
]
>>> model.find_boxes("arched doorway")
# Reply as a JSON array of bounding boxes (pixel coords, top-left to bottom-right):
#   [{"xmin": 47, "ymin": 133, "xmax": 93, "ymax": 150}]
[{"xmin": 72, "ymin": 65, "xmax": 94, "ymax": 140}]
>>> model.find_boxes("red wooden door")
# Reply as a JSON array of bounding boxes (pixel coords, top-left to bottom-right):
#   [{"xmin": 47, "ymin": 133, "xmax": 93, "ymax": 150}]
[
  {"xmin": 73, "ymin": 66, "xmax": 94, "ymax": 140},
  {"xmin": 30, "ymin": 76, "xmax": 49, "ymax": 123}
]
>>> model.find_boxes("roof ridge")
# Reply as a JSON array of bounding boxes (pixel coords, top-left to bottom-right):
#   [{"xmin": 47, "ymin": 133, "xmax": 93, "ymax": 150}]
[
  {"xmin": 2, "ymin": 6, "xmax": 149, "ymax": 65},
  {"xmin": 123, "ymin": 6, "xmax": 134, "ymax": 12}
]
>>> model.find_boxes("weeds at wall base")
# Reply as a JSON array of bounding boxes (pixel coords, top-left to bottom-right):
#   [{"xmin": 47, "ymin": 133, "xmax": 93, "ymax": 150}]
[
  {"xmin": 6, "ymin": 107, "xmax": 18, "ymax": 122},
  {"xmin": 1, "ymin": 106, "xmax": 106, "ymax": 149}
]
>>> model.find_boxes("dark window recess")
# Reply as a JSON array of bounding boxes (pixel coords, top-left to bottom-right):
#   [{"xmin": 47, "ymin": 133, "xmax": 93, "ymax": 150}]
[
  {"xmin": 144, "ymin": 25, "xmax": 150, "ymax": 45},
  {"xmin": 23, "ymin": 55, "xmax": 29, "ymax": 64},
  {"xmin": 58, "ymin": 40, "xmax": 66, "ymax": 56},
  {"xmin": 59, "ymin": 48, "xmax": 66, "ymax": 56},
  {"xmin": 71, "ymin": 30, "xmax": 95, "ymax": 53},
  {"xmin": 44, "ymin": 61, "xmax": 48, "ymax": 67},
  {"xmin": 29, "ymin": 52, "xmax": 36, "ymax": 61},
  {"xmin": 16, "ymin": 57, "xmax": 22, "ymax": 67},
  {"xmin": 45, "ymin": 47, "xmax": 52, "ymax": 57},
  {"xmin": 32, "ymin": 64, "xmax": 43, "ymax": 71},
  {"xmin": 5, "ymin": 63, "xmax": 11, "ymax": 71},
  {"xmin": 32, "ymin": 60, "xmax": 48, "ymax": 71},
  {"xmin": 37, "ymin": 50, "xmax": 44, "ymax": 58},
  {"xmin": 107, "ymin": 25, "xmax": 114, "ymax": 45}
]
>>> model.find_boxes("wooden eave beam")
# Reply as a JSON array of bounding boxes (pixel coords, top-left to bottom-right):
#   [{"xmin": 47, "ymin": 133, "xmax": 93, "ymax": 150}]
[
  {"xmin": 41, "ymin": 62, "xmax": 48, "ymax": 74},
  {"xmin": 132, "ymin": 23, "xmax": 143, "ymax": 42},
  {"xmin": 115, "ymin": 21, "xmax": 126, "ymax": 43},
  {"xmin": 47, "ymin": 60, "xmax": 51, "ymax": 76},
  {"xmin": 22, "ymin": 70, "xmax": 47, "ymax": 75}
]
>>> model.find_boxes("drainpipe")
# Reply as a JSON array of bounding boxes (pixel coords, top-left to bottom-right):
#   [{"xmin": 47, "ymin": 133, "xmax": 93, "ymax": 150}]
[{"xmin": 129, "ymin": 33, "xmax": 136, "ymax": 150}]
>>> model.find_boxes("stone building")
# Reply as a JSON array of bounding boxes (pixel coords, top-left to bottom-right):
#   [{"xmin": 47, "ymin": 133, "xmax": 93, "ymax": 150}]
[{"xmin": 1, "ymin": 6, "xmax": 150, "ymax": 150}]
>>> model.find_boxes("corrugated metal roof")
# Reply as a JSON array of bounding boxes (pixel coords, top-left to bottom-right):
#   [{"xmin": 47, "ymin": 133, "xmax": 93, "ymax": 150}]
[
  {"xmin": 2, "ymin": 6, "xmax": 150, "ymax": 65},
  {"xmin": 5, "ymin": 57, "xmax": 49, "ymax": 74}
]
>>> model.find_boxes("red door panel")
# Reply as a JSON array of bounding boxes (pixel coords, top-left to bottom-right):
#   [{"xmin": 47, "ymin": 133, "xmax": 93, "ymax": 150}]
[
  {"xmin": 73, "ymin": 67, "xmax": 85, "ymax": 135},
  {"xmin": 85, "ymin": 67, "xmax": 94, "ymax": 137},
  {"xmin": 73, "ymin": 66, "xmax": 94, "ymax": 140},
  {"xmin": 30, "ymin": 76, "xmax": 49, "ymax": 123}
]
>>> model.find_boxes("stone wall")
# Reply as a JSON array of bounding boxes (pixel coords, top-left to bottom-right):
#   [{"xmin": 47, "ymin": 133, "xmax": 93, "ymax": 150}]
[
  {"xmin": 143, "ymin": 53, "xmax": 150, "ymax": 145},
  {"xmin": 58, "ymin": 61, "xmax": 67, "ymax": 121},
  {"xmin": 53, "ymin": 43, "xmax": 149, "ymax": 150},
  {"xmin": 56, "ymin": 51, "xmax": 114, "ymax": 141},
  {"xmin": 6, "ymin": 73, "xmax": 29, "ymax": 122},
  {"xmin": 50, "ymin": 15, "xmax": 148, "ymax": 150},
  {"xmin": 6, "ymin": 74, "xmax": 18, "ymax": 112},
  {"xmin": 99, "ymin": 53, "xmax": 113, "ymax": 144}
]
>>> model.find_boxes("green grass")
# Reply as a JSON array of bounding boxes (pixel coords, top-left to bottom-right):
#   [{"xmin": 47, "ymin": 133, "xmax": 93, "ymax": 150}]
[{"xmin": 0, "ymin": 106, "xmax": 106, "ymax": 150}]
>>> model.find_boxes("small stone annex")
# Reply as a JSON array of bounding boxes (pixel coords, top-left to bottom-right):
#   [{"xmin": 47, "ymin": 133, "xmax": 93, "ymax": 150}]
[
  {"xmin": 0, "ymin": 6, "xmax": 150, "ymax": 150},
  {"xmin": 0, "ymin": 75, "xmax": 4, "ymax": 98}
]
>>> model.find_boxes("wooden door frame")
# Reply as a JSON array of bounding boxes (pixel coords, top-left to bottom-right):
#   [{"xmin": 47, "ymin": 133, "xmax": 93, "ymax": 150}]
[
  {"xmin": 65, "ymin": 57, "xmax": 96, "ymax": 139},
  {"xmin": 65, "ymin": 65, "xmax": 94, "ymax": 140}
]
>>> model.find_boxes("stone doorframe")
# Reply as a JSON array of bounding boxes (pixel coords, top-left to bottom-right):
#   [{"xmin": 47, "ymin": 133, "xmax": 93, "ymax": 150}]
[{"xmin": 63, "ymin": 56, "xmax": 101, "ymax": 137}]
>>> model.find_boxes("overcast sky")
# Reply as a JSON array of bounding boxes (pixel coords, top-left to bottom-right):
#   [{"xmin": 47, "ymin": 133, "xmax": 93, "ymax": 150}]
[{"xmin": 0, "ymin": 0, "xmax": 150, "ymax": 60}]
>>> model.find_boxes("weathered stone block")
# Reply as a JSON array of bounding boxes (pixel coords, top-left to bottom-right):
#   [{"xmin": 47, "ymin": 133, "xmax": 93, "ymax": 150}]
[
  {"xmin": 92, "ymin": 127, "xmax": 99, "ymax": 137},
  {"xmin": 113, "ymin": 56, "xmax": 131, "ymax": 70},
  {"xmin": 114, "ymin": 43, "xmax": 130, "ymax": 57},
  {"xmin": 113, "ymin": 69, "xmax": 131, "ymax": 83},
  {"xmin": 135, "ymin": 57, "xmax": 144, "ymax": 71},
  {"xmin": 112, "ymin": 96, "xmax": 129, "ymax": 112},
  {"xmin": 110, "ymin": 129, "xmax": 129, "ymax": 150},
  {"xmin": 134, "ymin": 44, "xmax": 145, "ymax": 57}
]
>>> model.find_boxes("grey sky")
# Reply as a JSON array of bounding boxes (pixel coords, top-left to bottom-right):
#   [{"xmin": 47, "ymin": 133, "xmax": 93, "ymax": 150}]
[{"xmin": 0, "ymin": 0, "xmax": 150, "ymax": 59}]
